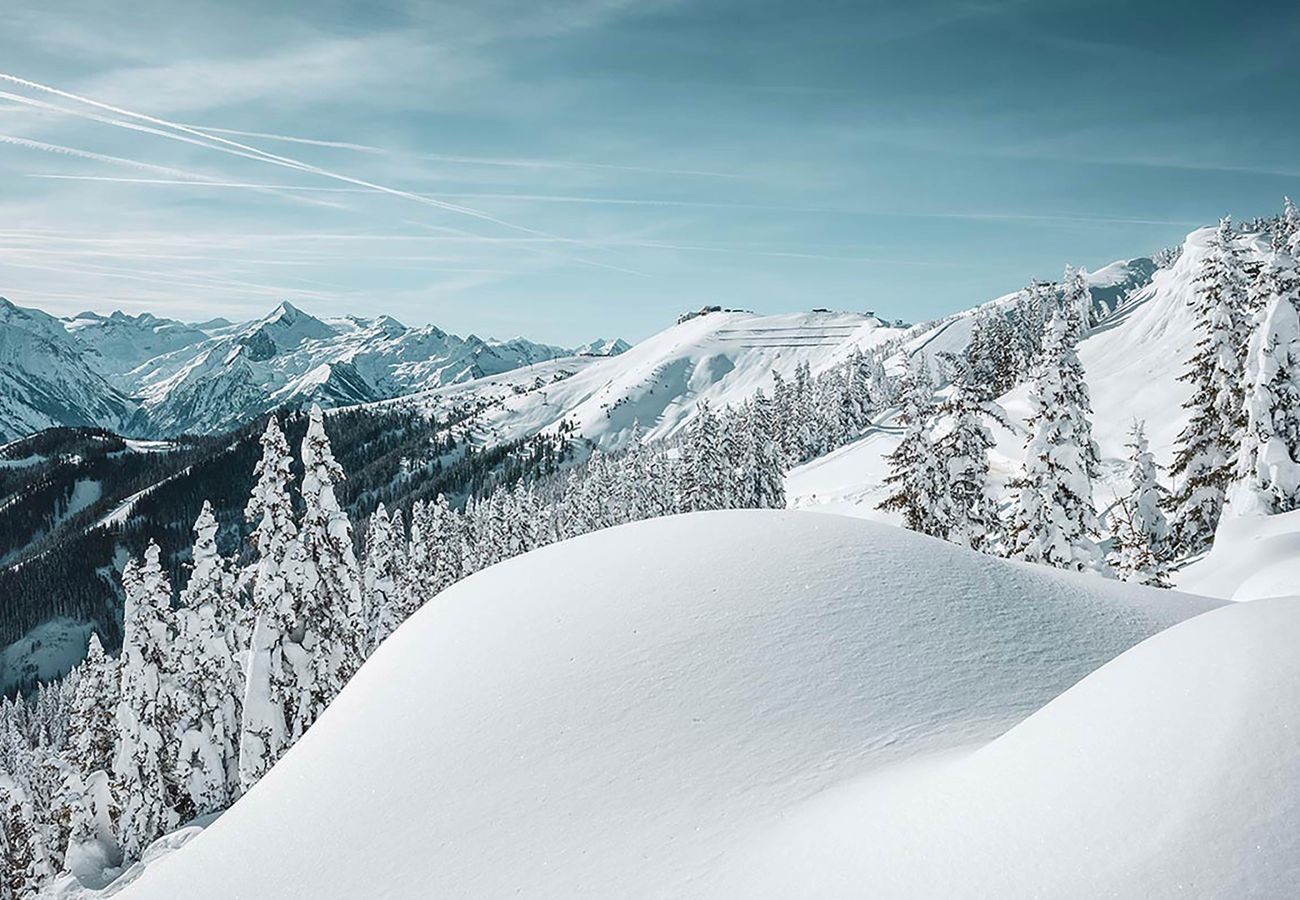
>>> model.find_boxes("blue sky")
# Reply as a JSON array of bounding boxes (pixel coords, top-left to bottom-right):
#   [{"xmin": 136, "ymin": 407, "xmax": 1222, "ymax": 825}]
[{"xmin": 1, "ymin": 0, "xmax": 1297, "ymax": 345}]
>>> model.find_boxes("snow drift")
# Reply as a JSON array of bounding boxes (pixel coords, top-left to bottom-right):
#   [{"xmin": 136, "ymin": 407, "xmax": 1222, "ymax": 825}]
[
  {"xmin": 715, "ymin": 594, "xmax": 1300, "ymax": 898},
  {"xmin": 115, "ymin": 511, "xmax": 1217, "ymax": 900}
]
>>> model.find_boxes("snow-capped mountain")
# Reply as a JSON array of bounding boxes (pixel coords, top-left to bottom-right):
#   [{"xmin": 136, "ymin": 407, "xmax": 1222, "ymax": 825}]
[
  {"xmin": 378, "ymin": 259, "xmax": 1155, "ymax": 461},
  {"xmin": 63, "ymin": 310, "xmax": 215, "ymax": 375},
  {"xmin": 573, "ymin": 337, "xmax": 632, "ymax": 357},
  {"xmin": 0, "ymin": 298, "xmax": 627, "ymax": 440},
  {"xmin": 0, "ymin": 299, "xmax": 136, "ymax": 442}
]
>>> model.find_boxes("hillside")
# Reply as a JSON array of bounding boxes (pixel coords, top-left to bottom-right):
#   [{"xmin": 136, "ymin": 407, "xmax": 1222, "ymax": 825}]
[
  {"xmin": 786, "ymin": 229, "xmax": 1236, "ymax": 536},
  {"xmin": 393, "ymin": 309, "xmax": 904, "ymax": 452},
  {"xmin": 109, "ymin": 511, "xmax": 1219, "ymax": 900}
]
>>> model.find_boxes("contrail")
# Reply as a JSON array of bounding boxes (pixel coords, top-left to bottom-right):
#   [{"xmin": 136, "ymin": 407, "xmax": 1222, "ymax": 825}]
[
  {"xmin": 189, "ymin": 124, "xmax": 742, "ymax": 179},
  {"xmin": 0, "ymin": 71, "xmax": 649, "ymax": 277},
  {"xmin": 0, "ymin": 91, "xmax": 351, "ymax": 210}
]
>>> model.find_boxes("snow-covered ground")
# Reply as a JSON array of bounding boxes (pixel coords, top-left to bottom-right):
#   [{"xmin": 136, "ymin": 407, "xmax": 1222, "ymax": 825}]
[
  {"xmin": 111, "ymin": 511, "xmax": 1222, "ymax": 900},
  {"xmin": 393, "ymin": 308, "xmax": 905, "ymax": 451},
  {"xmin": 0, "ymin": 618, "xmax": 96, "ymax": 696},
  {"xmin": 789, "ymin": 229, "xmax": 1227, "ymax": 538}
]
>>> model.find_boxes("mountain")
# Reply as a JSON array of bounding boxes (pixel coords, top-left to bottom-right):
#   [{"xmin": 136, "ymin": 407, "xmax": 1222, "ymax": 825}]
[
  {"xmin": 117, "ymin": 302, "xmax": 581, "ymax": 436},
  {"xmin": 0, "ymin": 299, "xmax": 136, "ymax": 442},
  {"xmin": 0, "ymin": 298, "xmax": 616, "ymax": 440},
  {"xmin": 393, "ymin": 309, "xmax": 904, "ymax": 453},
  {"xmin": 573, "ymin": 337, "xmax": 631, "ymax": 357},
  {"xmin": 62, "ymin": 310, "xmax": 213, "ymax": 375},
  {"xmin": 383, "ymin": 258, "xmax": 1154, "ymax": 460},
  {"xmin": 111, "ymin": 511, "xmax": 1231, "ymax": 900}
]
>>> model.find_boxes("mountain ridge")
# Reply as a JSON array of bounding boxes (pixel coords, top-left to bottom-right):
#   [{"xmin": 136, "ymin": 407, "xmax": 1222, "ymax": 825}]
[{"xmin": 0, "ymin": 298, "xmax": 628, "ymax": 441}]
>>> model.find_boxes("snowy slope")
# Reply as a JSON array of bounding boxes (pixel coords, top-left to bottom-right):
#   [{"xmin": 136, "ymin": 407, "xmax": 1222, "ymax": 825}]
[
  {"xmin": 789, "ymin": 232, "xmax": 1223, "ymax": 530},
  {"xmin": 395, "ymin": 309, "xmax": 904, "ymax": 452},
  {"xmin": 114, "ymin": 511, "xmax": 1218, "ymax": 900},
  {"xmin": 0, "ymin": 299, "xmax": 136, "ymax": 442},
  {"xmin": 712, "ymin": 594, "xmax": 1300, "ymax": 898}
]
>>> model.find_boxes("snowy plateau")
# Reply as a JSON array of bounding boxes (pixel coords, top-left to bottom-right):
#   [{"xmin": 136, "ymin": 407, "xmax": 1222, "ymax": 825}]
[{"xmin": 5, "ymin": 218, "xmax": 1300, "ymax": 899}]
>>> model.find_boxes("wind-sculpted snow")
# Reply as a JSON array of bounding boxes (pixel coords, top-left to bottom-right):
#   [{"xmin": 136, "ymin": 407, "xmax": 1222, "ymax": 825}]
[
  {"xmin": 714, "ymin": 595, "xmax": 1300, "ymax": 898},
  {"xmin": 114, "ymin": 511, "xmax": 1217, "ymax": 900}
]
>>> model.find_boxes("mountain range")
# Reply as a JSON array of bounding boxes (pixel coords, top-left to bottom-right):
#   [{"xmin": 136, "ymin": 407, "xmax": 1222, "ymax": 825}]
[{"xmin": 0, "ymin": 298, "xmax": 626, "ymax": 442}]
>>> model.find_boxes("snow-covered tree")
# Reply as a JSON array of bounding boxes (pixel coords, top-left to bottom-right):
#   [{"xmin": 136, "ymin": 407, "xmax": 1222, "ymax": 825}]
[
  {"xmin": 364, "ymin": 504, "xmax": 409, "ymax": 650},
  {"xmin": 1111, "ymin": 420, "xmax": 1173, "ymax": 585},
  {"xmin": 172, "ymin": 502, "xmax": 240, "ymax": 818},
  {"xmin": 1, "ymin": 784, "xmax": 53, "ymax": 899},
  {"xmin": 68, "ymin": 634, "xmax": 116, "ymax": 780},
  {"xmin": 878, "ymin": 355, "xmax": 946, "ymax": 536},
  {"xmin": 112, "ymin": 543, "xmax": 177, "ymax": 859},
  {"xmin": 745, "ymin": 391, "xmax": 787, "ymax": 509},
  {"xmin": 239, "ymin": 416, "xmax": 297, "ymax": 793},
  {"xmin": 1169, "ymin": 218, "xmax": 1250, "ymax": 551},
  {"xmin": 678, "ymin": 402, "xmax": 729, "ymax": 512},
  {"xmin": 1009, "ymin": 309, "xmax": 1105, "ymax": 571},
  {"xmin": 295, "ymin": 404, "xmax": 364, "ymax": 731},
  {"xmin": 1232, "ymin": 251, "xmax": 1300, "ymax": 515},
  {"xmin": 933, "ymin": 357, "xmax": 1004, "ymax": 552}
]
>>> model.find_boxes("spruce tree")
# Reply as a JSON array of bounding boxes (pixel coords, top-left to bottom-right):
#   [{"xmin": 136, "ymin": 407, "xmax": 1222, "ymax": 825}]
[
  {"xmin": 364, "ymin": 504, "xmax": 409, "ymax": 650},
  {"xmin": 173, "ymin": 502, "xmax": 239, "ymax": 818},
  {"xmin": 933, "ymin": 357, "xmax": 1004, "ymax": 552},
  {"xmin": 1009, "ymin": 309, "xmax": 1105, "ymax": 571},
  {"xmin": 298, "ymin": 404, "xmax": 364, "ymax": 719},
  {"xmin": 878, "ymin": 355, "xmax": 946, "ymax": 536},
  {"xmin": 747, "ymin": 390, "xmax": 787, "ymax": 509},
  {"xmin": 112, "ymin": 543, "xmax": 177, "ymax": 859},
  {"xmin": 1168, "ymin": 218, "xmax": 1249, "ymax": 551},
  {"xmin": 239, "ymin": 416, "xmax": 296, "ymax": 793},
  {"xmin": 1233, "ymin": 251, "xmax": 1300, "ymax": 514},
  {"xmin": 1111, "ymin": 421, "xmax": 1173, "ymax": 585},
  {"xmin": 69, "ymin": 633, "xmax": 116, "ymax": 779}
]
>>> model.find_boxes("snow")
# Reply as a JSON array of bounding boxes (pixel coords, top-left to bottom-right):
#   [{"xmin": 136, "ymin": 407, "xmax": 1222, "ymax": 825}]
[
  {"xmin": 788, "ymin": 229, "xmax": 1220, "ymax": 530},
  {"xmin": 114, "ymin": 511, "xmax": 1217, "ymax": 900},
  {"xmin": 1175, "ymin": 508, "xmax": 1300, "ymax": 601},
  {"xmin": 710, "ymin": 594, "xmax": 1300, "ymax": 897},
  {"xmin": 0, "ymin": 618, "xmax": 95, "ymax": 695},
  {"xmin": 397, "ymin": 309, "xmax": 904, "ymax": 452}
]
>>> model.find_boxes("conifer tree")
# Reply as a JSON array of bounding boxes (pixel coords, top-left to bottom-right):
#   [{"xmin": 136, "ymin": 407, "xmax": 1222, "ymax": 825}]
[
  {"xmin": 1232, "ymin": 251, "xmax": 1300, "ymax": 514},
  {"xmin": 878, "ymin": 355, "xmax": 946, "ymax": 536},
  {"xmin": 173, "ymin": 502, "xmax": 239, "ymax": 818},
  {"xmin": 69, "ymin": 634, "xmax": 116, "ymax": 779},
  {"xmin": 1111, "ymin": 420, "xmax": 1173, "ymax": 585},
  {"xmin": 364, "ymin": 504, "xmax": 409, "ymax": 650},
  {"xmin": 112, "ymin": 543, "xmax": 177, "ymax": 859},
  {"xmin": 1169, "ymin": 218, "xmax": 1249, "ymax": 551},
  {"xmin": 239, "ymin": 416, "xmax": 297, "ymax": 793},
  {"xmin": 1, "ymin": 785, "xmax": 53, "ymax": 900},
  {"xmin": 679, "ymin": 402, "xmax": 728, "ymax": 512},
  {"xmin": 747, "ymin": 390, "xmax": 787, "ymax": 509},
  {"xmin": 298, "ymin": 404, "xmax": 364, "ymax": 718},
  {"xmin": 1009, "ymin": 309, "xmax": 1105, "ymax": 571},
  {"xmin": 933, "ymin": 357, "xmax": 1004, "ymax": 552}
]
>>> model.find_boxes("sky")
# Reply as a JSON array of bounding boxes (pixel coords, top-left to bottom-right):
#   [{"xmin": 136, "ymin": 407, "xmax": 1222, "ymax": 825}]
[{"xmin": 1, "ymin": 0, "xmax": 1298, "ymax": 345}]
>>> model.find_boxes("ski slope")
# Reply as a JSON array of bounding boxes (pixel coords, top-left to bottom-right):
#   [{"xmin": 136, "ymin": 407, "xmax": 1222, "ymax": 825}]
[
  {"xmin": 395, "ymin": 309, "xmax": 904, "ymax": 452},
  {"xmin": 113, "ymin": 511, "xmax": 1220, "ymax": 900}
]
